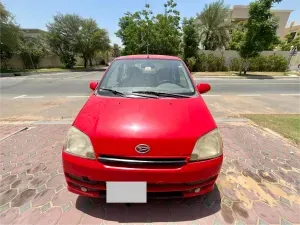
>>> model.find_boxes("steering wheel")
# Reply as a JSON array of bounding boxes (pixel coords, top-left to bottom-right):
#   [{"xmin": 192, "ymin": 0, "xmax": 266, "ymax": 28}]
[{"xmin": 157, "ymin": 80, "xmax": 184, "ymax": 88}]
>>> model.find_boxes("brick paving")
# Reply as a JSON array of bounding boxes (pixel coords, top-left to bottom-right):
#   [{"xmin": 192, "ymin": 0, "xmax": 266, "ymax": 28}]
[
  {"xmin": 0, "ymin": 125, "xmax": 28, "ymax": 141},
  {"xmin": 0, "ymin": 123, "xmax": 299, "ymax": 225}
]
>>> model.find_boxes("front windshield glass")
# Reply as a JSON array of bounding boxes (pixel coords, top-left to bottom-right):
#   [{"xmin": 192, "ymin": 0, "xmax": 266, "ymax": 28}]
[{"xmin": 97, "ymin": 59, "xmax": 195, "ymax": 96}]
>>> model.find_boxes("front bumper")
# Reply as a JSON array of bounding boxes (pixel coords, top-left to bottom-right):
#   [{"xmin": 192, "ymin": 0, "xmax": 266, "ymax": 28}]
[{"xmin": 62, "ymin": 152, "xmax": 223, "ymax": 199}]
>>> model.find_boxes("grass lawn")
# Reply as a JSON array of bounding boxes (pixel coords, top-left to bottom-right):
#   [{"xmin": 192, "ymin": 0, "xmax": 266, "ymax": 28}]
[
  {"xmin": 192, "ymin": 71, "xmax": 300, "ymax": 77},
  {"xmin": 242, "ymin": 114, "xmax": 300, "ymax": 146},
  {"xmin": 192, "ymin": 71, "xmax": 232, "ymax": 76},
  {"xmin": 192, "ymin": 71, "xmax": 290, "ymax": 77},
  {"xmin": 287, "ymin": 71, "xmax": 300, "ymax": 76},
  {"xmin": 0, "ymin": 66, "xmax": 97, "ymax": 74}
]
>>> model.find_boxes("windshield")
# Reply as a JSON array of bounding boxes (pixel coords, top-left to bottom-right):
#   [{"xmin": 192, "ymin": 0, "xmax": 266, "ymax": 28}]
[{"xmin": 97, "ymin": 59, "xmax": 195, "ymax": 97}]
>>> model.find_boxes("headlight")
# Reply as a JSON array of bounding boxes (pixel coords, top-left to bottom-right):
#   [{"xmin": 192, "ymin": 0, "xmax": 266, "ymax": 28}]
[
  {"xmin": 64, "ymin": 126, "xmax": 96, "ymax": 159},
  {"xmin": 190, "ymin": 129, "xmax": 222, "ymax": 161}
]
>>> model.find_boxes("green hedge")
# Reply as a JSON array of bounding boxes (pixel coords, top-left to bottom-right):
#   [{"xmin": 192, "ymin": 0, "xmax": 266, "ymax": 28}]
[
  {"xmin": 186, "ymin": 53, "xmax": 228, "ymax": 72},
  {"xmin": 248, "ymin": 55, "xmax": 288, "ymax": 72},
  {"xmin": 186, "ymin": 54, "xmax": 288, "ymax": 72}
]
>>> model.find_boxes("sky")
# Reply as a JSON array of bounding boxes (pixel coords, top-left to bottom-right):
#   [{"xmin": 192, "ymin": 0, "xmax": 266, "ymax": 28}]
[{"xmin": 2, "ymin": 0, "xmax": 300, "ymax": 45}]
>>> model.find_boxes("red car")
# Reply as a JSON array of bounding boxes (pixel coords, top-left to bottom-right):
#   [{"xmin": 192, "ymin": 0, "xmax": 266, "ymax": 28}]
[{"xmin": 62, "ymin": 55, "xmax": 223, "ymax": 202}]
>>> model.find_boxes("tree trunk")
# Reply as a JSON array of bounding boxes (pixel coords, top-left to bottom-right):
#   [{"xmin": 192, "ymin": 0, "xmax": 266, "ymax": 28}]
[
  {"xmin": 89, "ymin": 58, "xmax": 93, "ymax": 67},
  {"xmin": 84, "ymin": 58, "xmax": 87, "ymax": 68}
]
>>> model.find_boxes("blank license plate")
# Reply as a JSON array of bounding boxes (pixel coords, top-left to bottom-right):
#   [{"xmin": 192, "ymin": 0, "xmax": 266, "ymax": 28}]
[{"xmin": 106, "ymin": 182, "xmax": 147, "ymax": 203}]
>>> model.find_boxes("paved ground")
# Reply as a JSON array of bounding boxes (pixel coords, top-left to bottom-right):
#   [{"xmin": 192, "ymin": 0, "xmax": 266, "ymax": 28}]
[
  {"xmin": 0, "ymin": 72, "xmax": 299, "ymax": 122},
  {"xmin": 1, "ymin": 72, "xmax": 299, "ymax": 97},
  {"xmin": 0, "ymin": 122, "xmax": 299, "ymax": 225},
  {"xmin": 0, "ymin": 95, "xmax": 299, "ymax": 123}
]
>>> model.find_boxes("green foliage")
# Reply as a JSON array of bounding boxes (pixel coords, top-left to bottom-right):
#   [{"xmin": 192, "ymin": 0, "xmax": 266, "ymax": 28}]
[
  {"xmin": 237, "ymin": 0, "xmax": 282, "ymax": 60},
  {"xmin": 279, "ymin": 33, "xmax": 300, "ymax": 51},
  {"xmin": 19, "ymin": 35, "xmax": 49, "ymax": 69},
  {"xmin": 116, "ymin": 0, "xmax": 181, "ymax": 55},
  {"xmin": 206, "ymin": 54, "xmax": 222, "ymax": 71},
  {"xmin": 0, "ymin": 2, "xmax": 21, "ymax": 68},
  {"xmin": 248, "ymin": 55, "xmax": 266, "ymax": 71},
  {"xmin": 229, "ymin": 22, "xmax": 246, "ymax": 50},
  {"xmin": 216, "ymin": 56, "xmax": 227, "ymax": 71},
  {"xmin": 186, "ymin": 52, "xmax": 228, "ymax": 72},
  {"xmin": 196, "ymin": 0, "xmax": 231, "ymax": 50},
  {"xmin": 46, "ymin": 13, "xmax": 110, "ymax": 68},
  {"xmin": 182, "ymin": 17, "xmax": 199, "ymax": 61},
  {"xmin": 230, "ymin": 58, "xmax": 242, "ymax": 71},
  {"xmin": 248, "ymin": 55, "xmax": 288, "ymax": 72},
  {"xmin": 230, "ymin": 55, "xmax": 287, "ymax": 72},
  {"xmin": 195, "ymin": 52, "xmax": 207, "ymax": 72},
  {"xmin": 267, "ymin": 55, "xmax": 288, "ymax": 71},
  {"xmin": 186, "ymin": 57, "xmax": 196, "ymax": 71},
  {"xmin": 60, "ymin": 53, "xmax": 77, "ymax": 69},
  {"xmin": 112, "ymin": 44, "xmax": 120, "ymax": 58}
]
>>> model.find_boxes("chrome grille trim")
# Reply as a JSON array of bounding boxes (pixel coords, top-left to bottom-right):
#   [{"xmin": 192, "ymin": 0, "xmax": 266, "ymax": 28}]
[{"xmin": 98, "ymin": 155, "xmax": 187, "ymax": 166}]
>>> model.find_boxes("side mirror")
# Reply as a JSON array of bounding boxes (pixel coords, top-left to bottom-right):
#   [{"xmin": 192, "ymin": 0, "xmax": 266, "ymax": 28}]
[
  {"xmin": 196, "ymin": 83, "xmax": 211, "ymax": 94},
  {"xmin": 89, "ymin": 81, "xmax": 98, "ymax": 91}
]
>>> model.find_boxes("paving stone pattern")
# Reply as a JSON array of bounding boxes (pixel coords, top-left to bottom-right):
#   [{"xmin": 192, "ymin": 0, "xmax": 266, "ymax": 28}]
[
  {"xmin": 0, "ymin": 123, "xmax": 299, "ymax": 224},
  {"xmin": 0, "ymin": 125, "xmax": 27, "ymax": 141}
]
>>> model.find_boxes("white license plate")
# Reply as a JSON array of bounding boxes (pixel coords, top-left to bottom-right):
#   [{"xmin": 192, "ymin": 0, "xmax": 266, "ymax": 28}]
[{"xmin": 106, "ymin": 182, "xmax": 147, "ymax": 203}]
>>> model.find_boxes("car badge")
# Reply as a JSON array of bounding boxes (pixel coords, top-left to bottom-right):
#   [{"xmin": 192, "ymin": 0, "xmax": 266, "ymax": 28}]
[{"xmin": 135, "ymin": 144, "xmax": 150, "ymax": 154}]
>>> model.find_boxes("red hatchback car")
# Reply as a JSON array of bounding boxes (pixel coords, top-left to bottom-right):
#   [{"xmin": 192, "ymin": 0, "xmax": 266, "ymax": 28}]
[{"xmin": 62, "ymin": 55, "xmax": 223, "ymax": 202}]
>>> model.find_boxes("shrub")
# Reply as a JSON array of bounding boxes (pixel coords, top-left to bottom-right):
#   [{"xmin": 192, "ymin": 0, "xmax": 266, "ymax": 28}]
[
  {"xmin": 216, "ymin": 56, "xmax": 228, "ymax": 71},
  {"xmin": 248, "ymin": 55, "xmax": 288, "ymax": 72},
  {"xmin": 194, "ymin": 52, "xmax": 206, "ymax": 72},
  {"xmin": 230, "ymin": 58, "xmax": 242, "ymax": 71},
  {"xmin": 60, "ymin": 53, "xmax": 76, "ymax": 69},
  {"xmin": 266, "ymin": 55, "xmax": 288, "ymax": 72},
  {"xmin": 206, "ymin": 54, "xmax": 218, "ymax": 72},
  {"xmin": 249, "ymin": 55, "xmax": 267, "ymax": 71},
  {"xmin": 186, "ymin": 57, "xmax": 196, "ymax": 71}
]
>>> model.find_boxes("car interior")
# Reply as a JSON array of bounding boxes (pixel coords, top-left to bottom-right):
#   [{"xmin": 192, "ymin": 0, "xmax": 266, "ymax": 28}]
[{"xmin": 115, "ymin": 64, "xmax": 188, "ymax": 88}]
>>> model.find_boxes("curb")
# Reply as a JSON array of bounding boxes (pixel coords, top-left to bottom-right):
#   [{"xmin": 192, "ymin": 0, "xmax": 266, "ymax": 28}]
[
  {"xmin": 0, "ymin": 67, "xmax": 107, "ymax": 77},
  {"xmin": 192, "ymin": 75, "xmax": 299, "ymax": 79},
  {"xmin": 0, "ymin": 117, "xmax": 249, "ymax": 125}
]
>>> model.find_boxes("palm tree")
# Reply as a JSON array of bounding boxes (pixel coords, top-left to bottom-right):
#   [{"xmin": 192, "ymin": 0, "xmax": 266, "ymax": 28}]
[{"xmin": 196, "ymin": 0, "xmax": 232, "ymax": 50}]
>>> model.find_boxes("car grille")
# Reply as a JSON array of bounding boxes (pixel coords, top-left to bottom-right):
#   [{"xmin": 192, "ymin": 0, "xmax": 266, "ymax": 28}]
[{"xmin": 98, "ymin": 155, "xmax": 187, "ymax": 167}]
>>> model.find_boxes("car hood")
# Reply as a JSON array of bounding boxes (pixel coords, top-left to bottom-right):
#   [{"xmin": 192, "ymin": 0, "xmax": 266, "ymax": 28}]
[{"xmin": 73, "ymin": 95, "xmax": 217, "ymax": 157}]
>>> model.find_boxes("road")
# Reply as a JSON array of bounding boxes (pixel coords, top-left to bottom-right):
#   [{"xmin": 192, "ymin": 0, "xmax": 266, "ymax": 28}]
[
  {"xmin": 0, "ymin": 71, "xmax": 299, "ymax": 122},
  {"xmin": 0, "ymin": 71, "xmax": 299, "ymax": 98}
]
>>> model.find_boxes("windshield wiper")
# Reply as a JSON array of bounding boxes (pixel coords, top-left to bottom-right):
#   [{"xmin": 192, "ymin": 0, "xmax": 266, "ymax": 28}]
[
  {"xmin": 99, "ymin": 88, "xmax": 125, "ymax": 97},
  {"xmin": 132, "ymin": 91, "xmax": 190, "ymax": 98},
  {"xmin": 99, "ymin": 88, "xmax": 158, "ymax": 98}
]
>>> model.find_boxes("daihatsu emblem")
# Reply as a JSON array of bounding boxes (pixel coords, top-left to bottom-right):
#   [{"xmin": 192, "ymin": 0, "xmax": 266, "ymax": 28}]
[{"xmin": 135, "ymin": 144, "xmax": 150, "ymax": 154}]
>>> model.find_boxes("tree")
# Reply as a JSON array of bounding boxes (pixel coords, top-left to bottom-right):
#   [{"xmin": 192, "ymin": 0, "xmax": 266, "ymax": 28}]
[
  {"xmin": 46, "ymin": 14, "xmax": 78, "ymax": 68},
  {"xmin": 19, "ymin": 35, "xmax": 49, "ymax": 69},
  {"xmin": 154, "ymin": 0, "xmax": 181, "ymax": 55},
  {"xmin": 279, "ymin": 33, "xmax": 300, "ymax": 51},
  {"xmin": 46, "ymin": 14, "xmax": 110, "ymax": 68},
  {"xmin": 115, "ymin": 11, "xmax": 144, "ymax": 55},
  {"xmin": 196, "ymin": 0, "xmax": 231, "ymax": 50},
  {"xmin": 116, "ymin": 0, "xmax": 181, "ymax": 55},
  {"xmin": 112, "ymin": 44, "xmax": 120, "ymax": 58},
  {"xmin": 182, "ymin": 17, "xmax": 199, "ymax": 62},
  {"xmin": 75, "ymin": 18, "xmax": 110, "ymax": 67},
  {"xmin": 0, "ymin": 2, "xmax": 21, "ymax": 68},
  {"xmin": 236, "ymin": 0, "xmax": 282, "ymax": 74},
  {"xmin": 229, "ymin": 22, "xmax": 246, "ymax": 50}
]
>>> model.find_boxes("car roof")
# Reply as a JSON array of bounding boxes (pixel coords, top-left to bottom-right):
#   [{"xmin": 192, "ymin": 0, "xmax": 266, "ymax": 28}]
[{"xmin": 115, "ymin": 55, "xmax": 181, "ymax": 61}]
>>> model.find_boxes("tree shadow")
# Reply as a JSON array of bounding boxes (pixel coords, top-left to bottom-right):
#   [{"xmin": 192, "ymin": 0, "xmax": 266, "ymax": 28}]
[
  {"xmin": 233, "ymin": 72, "xmax": 275, "ymax": 79},
  {"xmin": 75, "ymin": 185, "xmax": 221, "ymax": 223}
]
